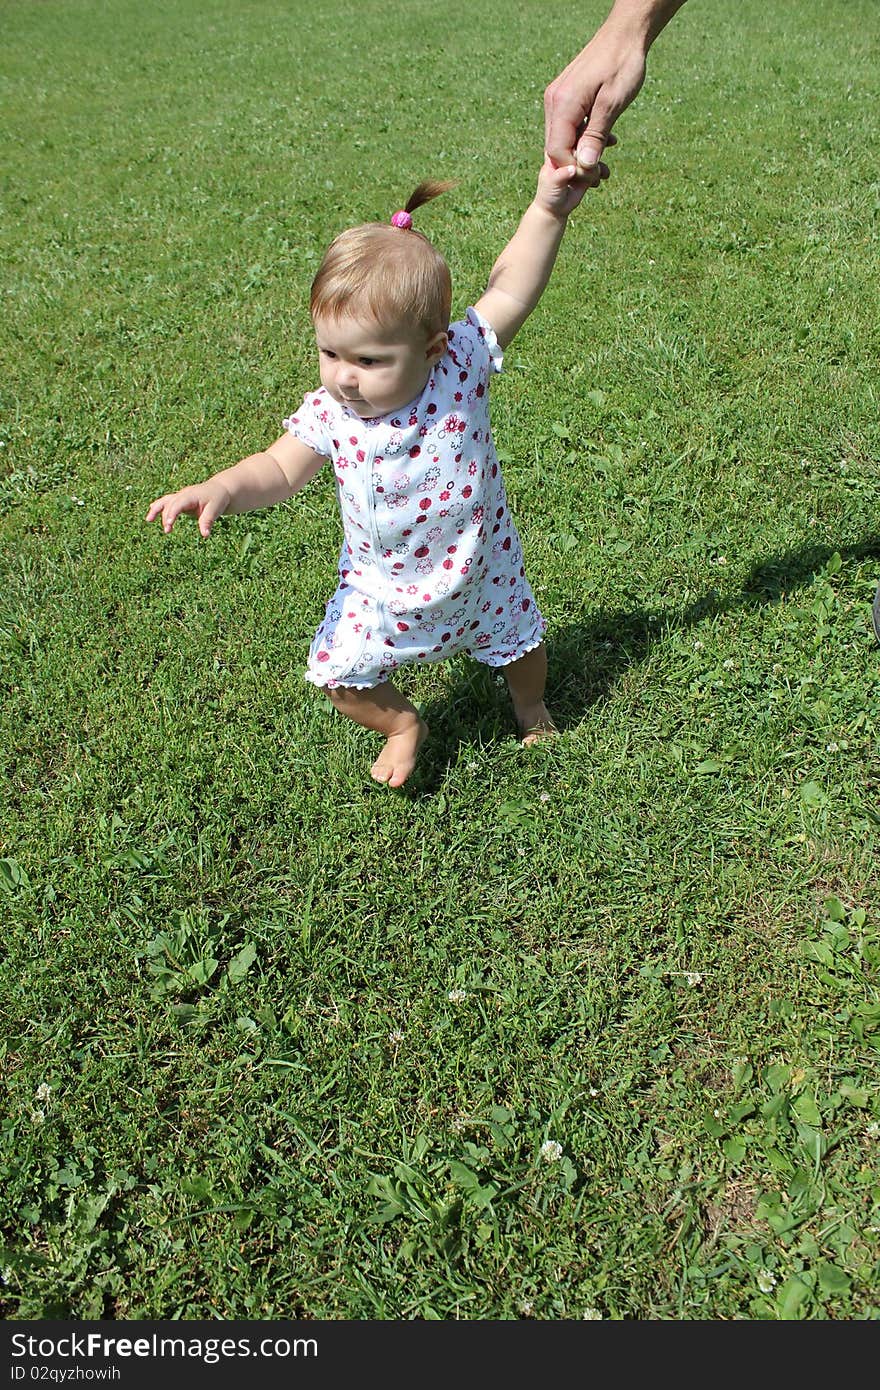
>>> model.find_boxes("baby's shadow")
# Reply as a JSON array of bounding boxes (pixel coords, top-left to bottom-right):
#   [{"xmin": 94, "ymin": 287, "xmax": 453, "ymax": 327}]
[{"xmin": 407, "ymin": 535, "xmax": 880, "ymax": 796}]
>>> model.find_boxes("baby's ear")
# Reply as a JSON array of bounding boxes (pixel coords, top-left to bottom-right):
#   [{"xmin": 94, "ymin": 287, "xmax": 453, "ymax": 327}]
[{"xmin": 426, "ymin": 330, "xmax": 448, "ymax": 362}]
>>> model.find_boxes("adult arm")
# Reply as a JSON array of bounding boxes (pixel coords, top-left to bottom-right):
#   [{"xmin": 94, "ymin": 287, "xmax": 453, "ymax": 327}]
[{"xmin": 544, "ymin": 0, "xmax": 688, "ymax": 176}]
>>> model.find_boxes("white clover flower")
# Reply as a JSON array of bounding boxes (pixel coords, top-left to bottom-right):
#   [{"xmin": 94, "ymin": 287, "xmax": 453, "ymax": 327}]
[
  {"xmin": 31, "ymin": 1109, "xmax": 45, "ymax": 1125},
  {"xmin": 540, "ymin": 1139, "xmax": 563, "ymax": 1163},
  {"xmin": 757, "ymin": 1268, "xmax": 777, "ymax": 1293},
  {"xmin": 0, "ymin": 1267, "xmax": 11, "ymax": 1285},
  {"xmin": 539, "ymin": 792, "xmax": 550, "ymax": 804},
  {"xmin": 35, "ymin": 1083, "xmax": 52, "ymax": 1103},
  {"xmin": 825, "ymin": 742, "xmax": 839, "ymax": 753},
  {"xmin": 447, "ymin": 988, "xmax": 467, "ymax": 1003},
  {"xmin": 723, "ymin": 658, "xmax": 736, "ymax": 670},
  {"xmin": 518, "ymin": 1299, "xmax": 534, "ymax": 1316},
  {"xmin": 388, "ymin": 1029, "xmax": 404, "ymax": 1045},
  {"xmin": 582, "ymin": 1307, "xmax": 603, "ymax": 1320},
  {"xmin": 684, "ymin": 971, "xmax": 703, "ymax": 987},
  {"xmin": 589, "ymin": 1087, "xmax": 600, "ymax": 1098},
  {"xmin": 866, "ymin": 1121, "xmax": 880, "ymax": 1139},
  {"xmin": 693, "ymin": 639, "xmax": 705, "ymax": 650}
]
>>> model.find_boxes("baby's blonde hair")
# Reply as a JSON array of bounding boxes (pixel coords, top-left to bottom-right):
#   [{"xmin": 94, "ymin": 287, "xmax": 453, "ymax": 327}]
[{"xmin": 310, "ymin": 180, "xmax": 456, "ymax": 337}]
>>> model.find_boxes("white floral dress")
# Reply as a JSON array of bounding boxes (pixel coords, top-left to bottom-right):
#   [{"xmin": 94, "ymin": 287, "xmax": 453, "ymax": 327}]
[{"xmin": 283, "ymin": 306, "xmax": 545, "ymax": 689}]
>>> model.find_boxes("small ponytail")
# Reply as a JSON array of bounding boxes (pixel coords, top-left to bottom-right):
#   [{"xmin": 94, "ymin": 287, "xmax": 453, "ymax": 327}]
[{"xmin": 404, "ymin": 179, "xmax": 457, "ymax": 215}]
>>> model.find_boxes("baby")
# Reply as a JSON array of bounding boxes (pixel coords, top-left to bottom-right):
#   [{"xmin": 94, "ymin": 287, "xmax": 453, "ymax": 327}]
[{"xmin": 147, "ymin": 155, "xmax": 608, "ymax": 787}]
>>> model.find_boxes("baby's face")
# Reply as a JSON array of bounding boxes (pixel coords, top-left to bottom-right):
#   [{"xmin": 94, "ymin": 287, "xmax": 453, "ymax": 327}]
[{"xmin": 313, "ymin": 313, "xmax": 447, "ymax": 419}]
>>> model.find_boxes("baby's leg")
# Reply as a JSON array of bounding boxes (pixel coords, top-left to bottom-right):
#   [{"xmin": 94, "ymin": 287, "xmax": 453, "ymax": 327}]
[
  {"xmin": 501, "ymin": 643, "xmax": 558, "ymax": 746},
  {"xmin": 327, "ymin": 682, "xmax": 428, "ymax": 787}
]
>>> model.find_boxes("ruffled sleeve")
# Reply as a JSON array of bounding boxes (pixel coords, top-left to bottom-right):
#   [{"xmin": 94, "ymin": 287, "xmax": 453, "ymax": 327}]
[
  {"xmin": 463, "ymin": 304, "xmax": 504, "ymax": 375},
  {"xmin": 282, "ymin": 387, "xmax": 335, "ymax": 458}
]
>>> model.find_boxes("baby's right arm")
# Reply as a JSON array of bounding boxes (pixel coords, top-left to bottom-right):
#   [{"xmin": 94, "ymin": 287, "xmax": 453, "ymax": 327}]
[{"xmin": 145, "ymin": 434, "xmax": 327, "ymax": 538}]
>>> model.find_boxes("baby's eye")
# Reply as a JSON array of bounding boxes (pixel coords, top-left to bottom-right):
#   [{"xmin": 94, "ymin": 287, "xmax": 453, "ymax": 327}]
[
  {"xmin": 319, "ymin": 348, "xmax": 337, "ymax": 360},
  {"xmin": 358, "ymin": 357, "xmax": 379, "ymax": 367}
]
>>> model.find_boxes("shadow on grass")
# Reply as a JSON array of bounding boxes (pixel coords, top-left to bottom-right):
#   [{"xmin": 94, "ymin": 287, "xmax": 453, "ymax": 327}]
[{"xmin": 405, "ymin": 535, "xmax": 880, "ymax": 796}]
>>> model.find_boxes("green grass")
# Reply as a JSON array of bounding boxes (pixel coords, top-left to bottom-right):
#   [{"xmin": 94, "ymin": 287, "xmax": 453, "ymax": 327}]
[{"xmin": 2, "ymin": 0, "xmax": 879, "ymax": 1320}]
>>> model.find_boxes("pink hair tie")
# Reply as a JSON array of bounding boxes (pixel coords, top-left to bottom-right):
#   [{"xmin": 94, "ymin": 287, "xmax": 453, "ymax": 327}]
[{"xmin": 390, "ymin": 210, "xmax": 413, "ymax": 229}]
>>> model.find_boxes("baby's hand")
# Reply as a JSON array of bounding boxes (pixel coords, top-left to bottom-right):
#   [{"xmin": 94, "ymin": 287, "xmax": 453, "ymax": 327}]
[
  {"xmin": 536, "ymin": 140, "xmax": 613, "ymax": 218},
  {"xmin": 145, "ymin": 479, "xmax": 231, "ymax": 538}
]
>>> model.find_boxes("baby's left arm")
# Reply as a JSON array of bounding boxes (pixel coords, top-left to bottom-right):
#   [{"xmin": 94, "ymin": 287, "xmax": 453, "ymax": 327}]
[{"xmin": 474, "ymin": 156, "xmax": 609, "ymax": 350}]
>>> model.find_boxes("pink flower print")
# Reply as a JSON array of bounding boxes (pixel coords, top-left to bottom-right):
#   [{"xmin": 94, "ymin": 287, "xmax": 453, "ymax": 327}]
[
  {"xmin": 471, "ymin": 504, "xmax": 484, "ymax": 524},
  {"xmin": 439, "ymin": 413, "xmax": 464, "ymax": 439},
  {"xmin": 475, "ymin": 633, "xmax": 490, "ymax": 647},
  {"xmin": 416, "ymin": 558, "xmax": 433, "ymax": 575},
  {"xmin": 406, "ymin": 584, "xmax": 418, "ymax": 595},
  {"xmin": 454, "ymin": 392, "xmax": 463, "ymax": 403},
  {"xmin": 439, "ymin": 490, "xmax": 451, "ymax": 501},
  {"xmin": 391, "ymin": 473, "xmax": 410, "ymax": 489}
]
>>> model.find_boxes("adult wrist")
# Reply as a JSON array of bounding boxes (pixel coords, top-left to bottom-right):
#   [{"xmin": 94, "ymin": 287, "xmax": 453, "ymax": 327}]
[{"xmin": 603, "ymin": 0, "xmax": 673, "ymax": 51}]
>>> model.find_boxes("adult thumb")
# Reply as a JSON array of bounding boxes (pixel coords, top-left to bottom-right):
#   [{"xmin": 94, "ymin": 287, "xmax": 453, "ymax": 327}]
[{"xmin": 575, "ymin": 124, "xmax": 611, "ymax": 170}]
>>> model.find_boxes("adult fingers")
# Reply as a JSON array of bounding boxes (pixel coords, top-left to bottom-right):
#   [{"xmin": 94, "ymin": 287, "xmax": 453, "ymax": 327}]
[
  {"xmin": 544, "ymin": 77, "xmax": 594, "ymax": 167},
  {"xmin": 575, "ymin": 122, "xmax": 614, "ymax": 172}
]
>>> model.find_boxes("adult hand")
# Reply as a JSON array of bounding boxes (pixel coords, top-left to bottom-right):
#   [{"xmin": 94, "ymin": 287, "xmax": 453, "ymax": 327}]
[{"xmin": 544, "ymin": 1, "xmax": 686, "ymax": 179}]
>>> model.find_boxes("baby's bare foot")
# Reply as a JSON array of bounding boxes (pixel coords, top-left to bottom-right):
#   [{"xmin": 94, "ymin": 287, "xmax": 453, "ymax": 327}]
[
  {"xmin": 371, "ymin": 717, "xmax": 428, "ymax": 788},
  {"xmin": 516, "ymin": 702, "xmax": 559, "ymax": 747}
]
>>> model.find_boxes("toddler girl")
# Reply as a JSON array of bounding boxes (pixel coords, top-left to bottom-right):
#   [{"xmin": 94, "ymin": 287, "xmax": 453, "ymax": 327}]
[{"xmin": 147, "ymin": 155, "xmax": 607, "ymax": 787}]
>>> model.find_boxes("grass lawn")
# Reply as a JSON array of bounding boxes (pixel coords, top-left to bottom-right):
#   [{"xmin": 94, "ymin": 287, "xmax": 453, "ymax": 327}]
[{"xmin": 2, "ymin": 0, "xmax": 879, "ymax": 1320}]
